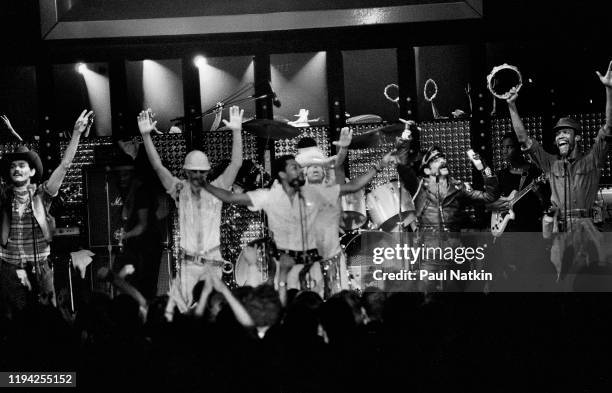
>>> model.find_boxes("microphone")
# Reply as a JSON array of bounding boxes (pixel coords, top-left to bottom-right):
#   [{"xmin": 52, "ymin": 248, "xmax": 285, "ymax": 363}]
[
  {"xmin": 267, "ymin": 81, "xmax": 281, "ymax": 107},
  {"xmin": 290, "ymin": 178, "xmax": 305, "ymax": 189},
  {"xmin": 272, "ymin": 92, "xmax": 282, "ymax": 108}
]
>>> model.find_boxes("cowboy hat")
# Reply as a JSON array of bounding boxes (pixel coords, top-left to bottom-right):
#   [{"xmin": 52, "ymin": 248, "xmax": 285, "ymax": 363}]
[
  {"xmin": 295, "ymin": 146, "xmax": 336, "ymax": 168},
  {"xmin": 2, "ymin": 145, "xmax": 43, "ymax": 183}
]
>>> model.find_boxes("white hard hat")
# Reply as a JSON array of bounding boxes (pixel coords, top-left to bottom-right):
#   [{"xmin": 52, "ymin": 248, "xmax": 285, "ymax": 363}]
[{"xmin": 183, "ymin": 150, "xmax": 211, "ymax": 171}]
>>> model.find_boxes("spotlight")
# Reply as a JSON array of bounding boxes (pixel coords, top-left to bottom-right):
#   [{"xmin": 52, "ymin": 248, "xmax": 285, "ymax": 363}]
[
  {"xmin": 77, "ymin": 63, "xmax": 87, "ymax": 74},
  {"xmin": 194, "ymin": 55, "xmax": 207, "ymax": 68}
]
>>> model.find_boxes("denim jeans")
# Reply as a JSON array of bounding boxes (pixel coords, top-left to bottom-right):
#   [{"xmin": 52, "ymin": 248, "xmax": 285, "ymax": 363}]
[{"xmin": 0, "ymin": 258, "xmax": 55, "ymax": 318}]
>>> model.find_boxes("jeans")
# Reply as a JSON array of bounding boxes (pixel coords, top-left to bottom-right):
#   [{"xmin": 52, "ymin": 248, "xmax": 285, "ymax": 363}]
[{"xmin": 0, "ymin": 258, "xmax": 55, "ymax": 319}]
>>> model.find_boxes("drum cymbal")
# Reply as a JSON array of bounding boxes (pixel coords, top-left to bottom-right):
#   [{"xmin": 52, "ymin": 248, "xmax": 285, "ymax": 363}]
[
  {"xmin": 348, "ymin": 130, "xmax": 381, "ymax": 149},
  {"xmin": 375, "ymin": 123, "xmax": 406, "ymax": 137},
  {"xmin": 243, "ymin": 119, "xmax": 300, "ymax": 140}
]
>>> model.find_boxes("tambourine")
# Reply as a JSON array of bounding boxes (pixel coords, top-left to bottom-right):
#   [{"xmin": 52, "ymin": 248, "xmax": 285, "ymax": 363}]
[
  {"xmin": 384, "ymin": 83, "xmax": 400, "ymax": 107},
  {"xmin": 487, "ymin": 64, "xmax": 522, "ymax": 100},
  {"xmin": 423, "ymin": 79, "xmax": 443, "ymax": 119},
  {"xmin": 424, "ymin": 79, "xmax": 438, "ymax": 102}
]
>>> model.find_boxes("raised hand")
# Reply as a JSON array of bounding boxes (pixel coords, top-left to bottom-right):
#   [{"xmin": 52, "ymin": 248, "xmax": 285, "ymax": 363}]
[
  {"xmin": 73, "ymin": 110, "xmax": 94, "ymax": 136},
  {"xmin": 137, "ymin": 109, "xmax": 159, "ymax": 135},
  {"xmin": 118, "ymin": 264, "xmax": 135, "ymax": 279},
  {"xmin": 596, "ymin": 60, "xmax": 612, "ymax": 88},
  {"xmin": 0, "ymin": 115, "xmax": 23, "ymax": 141},
  {"xmin": 222, "ymin": 106, "xmax": 244, "ymax": 132},
  {"xmin": 278, "ymin": 254, "xmax": 295, "ymax": 275},
  {"xmin": 399, "ymin": 118, "xmax": 417, "ymax": 140},
  {"xmin": 1, "ymin": 114, "xmax": 12, "ymax": 130},
  {"xmin": 506, "ymin": 87, "xmax": 519, "ymax": 105},
  {"xmin": 332, "ymin": 127, "xmax": 353, "ymax": 147}
]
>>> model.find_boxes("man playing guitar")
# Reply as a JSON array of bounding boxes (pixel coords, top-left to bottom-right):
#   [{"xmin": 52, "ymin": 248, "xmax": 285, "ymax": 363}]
[{"xmin": 487, "ymin": 132, "xmax": 548, "ymax": 234}]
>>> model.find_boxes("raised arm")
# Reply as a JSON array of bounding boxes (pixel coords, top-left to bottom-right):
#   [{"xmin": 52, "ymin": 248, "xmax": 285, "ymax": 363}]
[
  {"xmin": 137, "ymin": 109, "xmax": 176, "ymax": 191},
  {"xmin": 596, "ymin": 60, "xmax": 612, "ymax": 135},
  {"xmin": 0, "ymin": 115, "xmax": 23, "ymax": 141},
  {"xmin": 339, "ymin": 151, "xmax": 393, "ymax": 196},
  {"xmin": 47, "ymin": 110, "xmax": 93, "ymax": 195},
  {"xmin": 204, "ymin": 181, "xmax": 253, "ymax": 206},
  {"xmin": 332, "ymin": 127, "xmax": 352, "ymax": 185},
  {"xmin": 210, "ymin": 273, "xmax": 254, "ymax": 327},
  {"xmin": 194, "ymin": 273, "xmax": 213, "ymax": 317},
  {"xmin": 463, "ymin": 154, "xmax": 500, "ymax": 204},
  {"xmin": 506, "ymin": 88, "xmax": 530, "ymax": 147},
  {"xmin": 97, "ymin": 267, "xmax": 148, "ymax": 321},
  {"xmin": 219, "ymin": 106, "xmax": 244, "ymax": 187}
]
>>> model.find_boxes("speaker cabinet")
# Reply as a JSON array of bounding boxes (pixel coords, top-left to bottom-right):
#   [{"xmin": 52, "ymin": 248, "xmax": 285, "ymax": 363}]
[{"xmin": 84, "ymin": 166, "xmax": 125, "ymax": 248}]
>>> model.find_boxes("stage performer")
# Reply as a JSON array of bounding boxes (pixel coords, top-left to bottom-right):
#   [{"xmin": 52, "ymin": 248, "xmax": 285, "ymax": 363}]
[{"xmin": 137, "ymin": 106, "xmax": 243, "ymax": 308}]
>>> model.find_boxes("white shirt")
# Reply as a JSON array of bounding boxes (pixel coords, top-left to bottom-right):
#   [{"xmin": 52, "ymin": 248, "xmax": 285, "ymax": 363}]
[
  {"xmin": 247, "ymin": 181, "xmax": 332, "ymax": 251},
  {"xmin": 167, "ymin": 176, "xmax": 229, "ymax": 260}
]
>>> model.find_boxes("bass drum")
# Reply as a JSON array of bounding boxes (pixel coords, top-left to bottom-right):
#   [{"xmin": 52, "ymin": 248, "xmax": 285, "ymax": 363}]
[
  {"xmin": 235, "ymin": 238, "xmax": 275, "ymax": 287},
  {"xmin": 366, "ymin": 182, "xmax": 416, "ymax": 232},
  {"xmin": 341, "ymin": 230, "xmax": 397, "ymax": 291},
  {"xmin": 340, "ymin": 189, "xmax": 368, "ymax": 231}
]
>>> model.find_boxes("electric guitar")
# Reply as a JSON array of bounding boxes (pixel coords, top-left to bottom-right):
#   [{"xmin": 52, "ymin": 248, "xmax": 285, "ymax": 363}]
[{"xmin": 490, "ymin": 175, "xmax": 545, "ymax": 237}]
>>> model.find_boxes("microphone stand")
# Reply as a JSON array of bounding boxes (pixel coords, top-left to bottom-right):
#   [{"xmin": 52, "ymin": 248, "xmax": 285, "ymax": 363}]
[
  {"xmin": 295, "ymin": 183, "xmax": 311, "ymax": 290},
  {"xmin": 170, "ymin": 81, "xmax": 277, "ymax": 122},
  {"xmin": 29, "ymin": 188, "xmax": 42, "ymax": 300},
  {"xmin": 563, "ymin": 158, "xmax": 570, "ymax": 232}
]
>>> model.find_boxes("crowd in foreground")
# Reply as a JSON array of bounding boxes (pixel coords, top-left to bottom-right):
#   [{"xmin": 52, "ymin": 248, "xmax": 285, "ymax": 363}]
[{"xmin": 1, "ymin": 271, "xmax": 612, "ymax": 393}]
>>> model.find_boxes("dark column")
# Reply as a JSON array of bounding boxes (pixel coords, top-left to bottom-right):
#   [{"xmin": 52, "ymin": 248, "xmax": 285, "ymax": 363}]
[
  {"xmin": 35, "ymin": 61, "xmax": 59, "ymax": 178},
  {"xmin": 253, "ymin": 54, "xmax": 274, "ymax": 168},
  {"xmin": 182, "ymin": 55, "xmax": 203, "ymax": 150},
  {"xmin": 326, "ymin": 50, "xmax": 346, "ymax": 155},
  {"xmin": 109, "ymin": 59, "xmax": 128, "ymax": 140},
  {"xmin": 397, "ymin": 47, "xmax": 419, "ymax": 121}
]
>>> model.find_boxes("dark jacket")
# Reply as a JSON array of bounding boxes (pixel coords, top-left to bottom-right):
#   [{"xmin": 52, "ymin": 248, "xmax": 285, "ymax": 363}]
[
  {"xmin": 402, "ymin": 169, "xmax": 499, "ymax": 231},
  {"xmin": 395, "ymin": 139, "xmax": 499, "ymax": 230}
]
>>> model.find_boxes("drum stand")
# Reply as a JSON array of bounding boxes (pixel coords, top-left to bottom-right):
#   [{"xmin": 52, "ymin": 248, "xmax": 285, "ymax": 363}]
[{"xmin": 395, "ymin": 172, "xmax": 409, "ymax": 272}]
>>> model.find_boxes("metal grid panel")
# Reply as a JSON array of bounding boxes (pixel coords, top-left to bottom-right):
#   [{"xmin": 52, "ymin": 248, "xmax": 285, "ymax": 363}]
[
  {"xmin": 419, "ymin": 119, "xmax": 473, "ymax": 183},
  {"xmin": 490, "ymin": 115, "xmax": 544, "ymax": 173},
  {"xmin": 273, "ymin": 126, "xmax": 331, "ymax": 157},
  {"xmin": 202, "ymin": 130, "xmax": 259, "ymax": 165}
]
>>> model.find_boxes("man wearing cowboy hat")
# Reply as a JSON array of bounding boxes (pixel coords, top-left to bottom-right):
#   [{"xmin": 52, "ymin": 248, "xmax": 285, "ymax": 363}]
[
  {"xmin": 137, "ymin": 106, "xmax": 244, "ymax": 309},
  {"xmin": 0, "ymin": 110, "xmax": 93, "ymax": 316},
  {"xmin": 294, "ymin": 128, "xmax": 354, "ymax": 296}
]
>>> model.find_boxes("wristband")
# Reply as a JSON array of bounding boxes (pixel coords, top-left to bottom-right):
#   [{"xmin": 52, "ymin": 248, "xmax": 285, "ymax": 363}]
[{"xmin": 278, "ymin": 281, "xmax": 287, "ymax": 288}]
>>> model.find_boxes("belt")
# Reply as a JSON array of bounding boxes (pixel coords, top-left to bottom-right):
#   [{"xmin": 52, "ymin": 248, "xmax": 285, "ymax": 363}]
[
  {"xmin": 558, "ymin": 209, "xmax": 593, "ymax": 220},
  {"xmin": 182, "ymin": 253, "xmax": 223, "ymax": 265},
  {"xmin": 417, "ymin": 224, "xmax": 458, "ymax": 232},
  {"xmin": 277, "ymin": 249, "xmax": 320, "ymax": 264}
]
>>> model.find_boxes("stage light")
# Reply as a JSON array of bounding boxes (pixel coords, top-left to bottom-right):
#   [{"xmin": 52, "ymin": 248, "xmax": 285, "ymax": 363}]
[
  {"xmin": 194, "ymin": 55, "xmax": 207, "ymax": 68},
  {"xmin": 77, "ymin": 63, "xmax": 87, "ymax": 74}
]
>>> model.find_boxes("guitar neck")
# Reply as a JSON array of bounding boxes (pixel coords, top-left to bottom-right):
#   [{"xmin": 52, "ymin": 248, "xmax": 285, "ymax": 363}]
[{"xmin": 511, "ymin": 181, "xmax": 536, "ymax": 205}]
